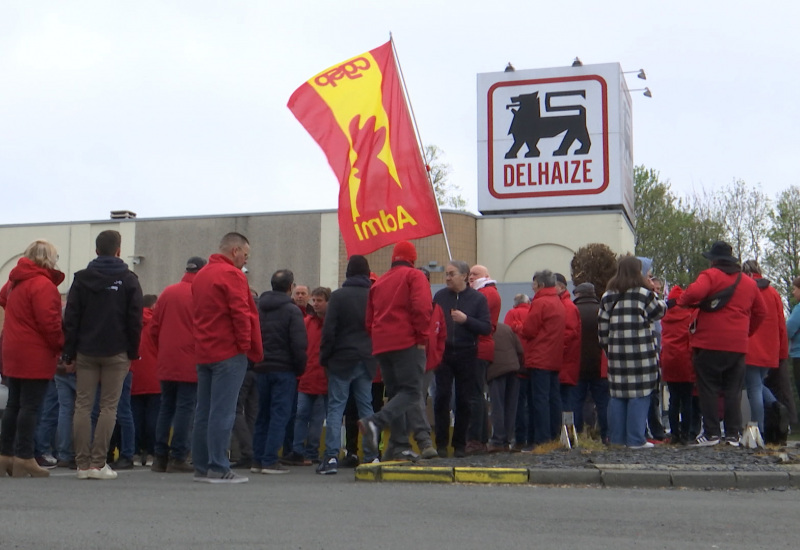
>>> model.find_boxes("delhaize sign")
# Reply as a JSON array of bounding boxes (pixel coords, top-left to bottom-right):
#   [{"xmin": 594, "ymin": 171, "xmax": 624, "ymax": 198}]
[{"xmin": 477, "ymin": 63, "xmax": 633, "ymax": 220}]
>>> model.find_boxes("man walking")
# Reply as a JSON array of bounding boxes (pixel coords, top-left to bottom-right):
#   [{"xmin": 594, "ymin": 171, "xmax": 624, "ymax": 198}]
[
  {"xmin": 191, "ymin": 232, "xmax": 262, "ymax": 483},
  {"xmin": 63, "ymin": 230, "xmax": 143, "ymax": 480},
  {"xmin": 359, "ymin": 242, "xmax": 432, "ymax": 458}
]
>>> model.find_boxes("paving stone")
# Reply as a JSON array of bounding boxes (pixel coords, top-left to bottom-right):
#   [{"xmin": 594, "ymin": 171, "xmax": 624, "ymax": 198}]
[
  {"xmin": 671, "ymin": 470, "xmax": 736, "ymax": 489},
  {"xmin": 528, "ymin": 468, "xmax": 601, "ymax": 486},
  {"xmin": 734, "ymin": 471, "xmax": 790, "ymax": 489},
  {"xmin": 602, "ymin": 469, "xmax": 671, "ymax": 488}
]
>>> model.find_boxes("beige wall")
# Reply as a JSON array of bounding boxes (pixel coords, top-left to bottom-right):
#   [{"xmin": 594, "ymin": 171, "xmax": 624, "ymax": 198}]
[{"xmin": 477, "ymin": 211, "xmax": 635, "ymax": 283}]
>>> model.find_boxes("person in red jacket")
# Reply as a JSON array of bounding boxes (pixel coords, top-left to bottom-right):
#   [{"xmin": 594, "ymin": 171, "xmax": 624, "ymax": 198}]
[
  {"xmin": 191, "ymin": 232, "xmax": 262, "ymax": 483},
  {"xmin": 522, "ymin": 269, "xmax": 566, "ymax": 447},
  {"xmin": 677, "ymin": 241, "xmax": 766, "ymax": 446},
  {"xmin": 556, "ymin": 273, "xmax": 581, "ymax": 415},
  {"xmin": 504, "ymin": 294, "xmax": 533, "ymax": 448},
  {"xmin": 0, "ymin": 240, "xmax": 64, "ymax": 478},
  {"xmin": 661, "ymin": 285, "xmax": 696, "ymax": 445},
  {"xmin": 359, "ymin": 241, "xmax": 432, "ymax": 459},
  {"xmin": 285, "ymin": 287, "xmax": 330, "ymax": 469},
  {"xmin": 130, "ymin": 295, "xmax": 161, "ymax": 466},
  {"xmin": 741, "ymin": 260, "xmax": 789, "ymax": 435},
  {"xmin": 466, "ymin": 264, "xmax": 501, "ymax": 454},
  {"xmin": 150, "ymin": 256, "xmax": 205, "ymax": 474}
]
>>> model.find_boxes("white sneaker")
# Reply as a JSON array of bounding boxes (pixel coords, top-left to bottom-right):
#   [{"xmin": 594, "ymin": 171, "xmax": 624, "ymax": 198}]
[
  {"xmin": 77, "ymin": 468, "xmax": 91, "ymax": 480},
  {"xmin": 87, "ymin": 464, "xmax": 118, "ymax": 480},
  {"xmin": 628, "ymin": 442, "xmax": 655, "ymax": 449}
]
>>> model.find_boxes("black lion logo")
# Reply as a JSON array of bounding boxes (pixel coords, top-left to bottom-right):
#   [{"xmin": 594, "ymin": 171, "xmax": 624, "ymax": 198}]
[{"xmin": 504, "ymin": 91, "xmax": 591, "ymax": 159}]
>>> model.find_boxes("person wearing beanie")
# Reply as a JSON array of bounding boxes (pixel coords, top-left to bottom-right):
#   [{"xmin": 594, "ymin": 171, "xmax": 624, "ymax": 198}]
[
  {"xmin": 318, "ymin": 255, "xmax": 380, "ymax": 474},
  {"xmin": 359, "ymin": 242, "xmax": 434, "ymax": 461},
  {"xmin": 149, "ymin": 255, "xmax": 208, "ymax": 474}
]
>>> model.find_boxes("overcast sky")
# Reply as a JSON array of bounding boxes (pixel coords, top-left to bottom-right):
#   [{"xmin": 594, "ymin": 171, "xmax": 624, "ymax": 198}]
[{"xmin": 1, "ymin": 1, "xmax": 797, "ymax": 225}]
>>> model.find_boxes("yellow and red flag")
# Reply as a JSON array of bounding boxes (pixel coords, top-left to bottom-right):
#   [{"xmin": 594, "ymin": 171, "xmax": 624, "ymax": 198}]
[{"xmin": 288, "ymin": 41, "xmax": 443, "ymax": 256}]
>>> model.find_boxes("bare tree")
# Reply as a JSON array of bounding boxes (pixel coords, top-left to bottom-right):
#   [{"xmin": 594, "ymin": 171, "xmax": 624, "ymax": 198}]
[{"xmin": 424, "ymin": 144, "xmax": 466, "ymax": 210}]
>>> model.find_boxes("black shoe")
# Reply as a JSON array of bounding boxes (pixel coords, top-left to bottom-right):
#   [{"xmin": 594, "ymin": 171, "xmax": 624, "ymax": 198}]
[
  {"xmin": 316, "ymin": 457, "xmax": 338, "ymax": 475},
  {"xmin": 166, "ymin": 458, "xmax": 194, "ymax": 473},
  {"xmin": 436, "ymin": 447, "xmax": 448, "ymax": 458},
  {"xmin": 341, "ymin": 453, "xmax": 360, "ymax": 468},
  {"xmin": 150, "ymin": 454, "xmax": 168, "ymax": 473},
  {"xmin": 110, "ymin": 456, "xmax": 134, "ymax": 470},
  {"xmin": 453, "ymin": 447, "xmax": 466, "ymax": 458},
  {"xmin": 229, "ymin": 459, "xmax": 253, "ymax": 469}
]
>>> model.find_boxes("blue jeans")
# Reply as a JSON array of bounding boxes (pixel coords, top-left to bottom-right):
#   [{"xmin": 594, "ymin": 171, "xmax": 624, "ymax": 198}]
[
  {"xmin": 745, "ymin": 365, "xmax": 777, "ymax": 433},
  {"xmin": 325, "ymin": 362, "xmax": 376, "ymax": 461},
  {"xmin": 54, "ymin": 373, "xmax": 76, "ymax": 461},
  {"xmin": 530, "ymin": 369, "xmax": 561, "ymax": 445},
  {"xmin": 155, "ymin": 381, "xmax": 197, "ymax": 461},
  {"xmin": 292, "ymin": 393, "xmax": 327, "ymax": 460},
  {"xmin": 35, "ymin": 380, "xmax": 59, "ymax": 456},
  {"xmin": 560, "ymin": 384, "xmax": 576, "ymax": 414},
  {"xmin": 573, "ymin": 378, "xmax": 610, "ymax": 441},
  {"xmin": 192, "ymin": 355, "xmax": 247, "ymax": 475},
  {"xmin": 252, "ymin": 371, "xmax": 296, "ymax": 467},
  {"xmin": 608, "ymin": 394, "xmax": 651, "ymax": 446}
]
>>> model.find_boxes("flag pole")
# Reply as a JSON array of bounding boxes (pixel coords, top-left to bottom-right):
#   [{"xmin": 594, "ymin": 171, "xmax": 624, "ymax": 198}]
[{"xmin": 389, "ymin": 33, "xmax": 453, "ymax": 261}]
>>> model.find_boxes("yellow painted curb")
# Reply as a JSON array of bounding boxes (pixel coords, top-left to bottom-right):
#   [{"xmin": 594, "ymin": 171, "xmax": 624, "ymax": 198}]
[
  {"xmin": 454, "ymin": 467, "xmax": 529, "ymax": 484},
  {"xmin": 354, "ymin": 463, "xmax": 382, "ymax": 482},
  {"xmin": 381, "ymin": 465, "xmax": 454, "ymax": 483}
]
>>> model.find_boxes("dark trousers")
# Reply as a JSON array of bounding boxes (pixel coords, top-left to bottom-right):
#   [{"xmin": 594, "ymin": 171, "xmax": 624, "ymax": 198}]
[
  {"xmin": 1, "ymin": 377, "xmax": 50, "ymax": 459},
  {"xmin": 231, "ymin": 370, "xmax": 258, "ymax": 462},
  {"xmin": 434, "ymin": 346, "xmax": 477, "ymax": 451},
  {"xmin": 573, "ymin": 378, "xmax": 609, "ymax": 440},
  {"xmin": 488, "ymin": 373, "xmax": 519, "ymax": 446},
  {"xmin": 693, "ymin": 348, "xmax": 746, "ymax": 438},
  {"xmin": 647, "ymin": 386, "xmax": 666, "ymax": 439},
  {"xmin": 131, "ymin": 393, "xmax": 161, "ymax": 456},
  {"xmin": 666, "ymin": 382, "xmax": 693, "ymax": 443},
  {"xmin": 530, "ymin": 368, "xmax": 561, "ymax": 445},
  {"xmin": 467, "ymin": 359, "xmax": 489, "ymax": 443},
  {"xmin": 345, "ymin": 382, "xmax": 384, "ymax": 455},
  {"xmin": 154, "ymin": 381, "xmax": 197, "ymax": 461},
  {"xmin": 515, "ymin": 374, "xmax": 535, "ymax": 445}
]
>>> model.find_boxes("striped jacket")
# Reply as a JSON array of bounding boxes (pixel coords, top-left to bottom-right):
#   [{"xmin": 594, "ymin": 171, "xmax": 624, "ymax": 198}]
[{"xmin": 598, "ymin": 286, "xmax": 666, "ymax": 399}]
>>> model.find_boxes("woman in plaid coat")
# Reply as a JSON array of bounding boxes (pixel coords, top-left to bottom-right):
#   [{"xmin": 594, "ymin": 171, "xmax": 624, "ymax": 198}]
[{"xmin": 598, "ymin": 256, "xmax": 666, "ymax": 449}]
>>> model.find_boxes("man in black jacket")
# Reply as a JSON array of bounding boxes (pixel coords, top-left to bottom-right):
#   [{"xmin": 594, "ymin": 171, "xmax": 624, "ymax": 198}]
[
  {"xmin": 252, "ymin": 269, "xmax": 307, "ymax": 474},
  {"xmin": 63, "ymin": 230, "xmax": 143, "ymax": 480},
  {"xmin": 317, "ymin": 255, "xmax": 378, "ymax": 474},
  {"xmin": 432, "ymin": 260, "xmax": 491, "ymax": 458}
]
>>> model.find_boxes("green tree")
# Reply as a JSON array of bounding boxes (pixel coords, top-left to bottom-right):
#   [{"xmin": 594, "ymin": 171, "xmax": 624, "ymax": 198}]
[
  {"xmin": 424, "ymin": 144, "xmax": 466, "ymax": 210},
  {"xmin": 765, "ymin": 185, "xmax": 800, "ymax": 300}
]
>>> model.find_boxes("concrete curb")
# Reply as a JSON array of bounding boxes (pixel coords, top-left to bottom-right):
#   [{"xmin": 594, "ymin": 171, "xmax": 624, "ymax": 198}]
[{"xmin": 354, "ymin": 463, "xmax": 800, "ymax": 490}]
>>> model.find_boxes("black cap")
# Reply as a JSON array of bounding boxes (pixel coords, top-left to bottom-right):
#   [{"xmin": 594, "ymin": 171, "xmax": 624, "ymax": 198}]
[
  {"xmin": 186, "ymin": 256, "xmax": 207, "ymax": 273},
  {"xmin": 346, "ymin": 255, "xmax": 371, "ymax": 278}
]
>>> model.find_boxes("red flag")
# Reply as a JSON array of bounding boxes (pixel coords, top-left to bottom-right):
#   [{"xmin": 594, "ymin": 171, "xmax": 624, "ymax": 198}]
[{"xmin": 288, "ymin": 41, "xmax": 443, "ymax": 256}]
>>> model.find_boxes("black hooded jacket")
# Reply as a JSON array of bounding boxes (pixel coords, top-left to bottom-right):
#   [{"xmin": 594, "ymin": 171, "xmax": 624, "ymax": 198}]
[
  {"xmin": 320, "ymin": 274, "xmax": 377, "ymax": 377},
  {"xmin": 255, "ymin": 290, "xmax": 307, "ymax": 375},
  {"xmin": 63, "ymin": 256, "xmax": 143, "ymax": 359}
]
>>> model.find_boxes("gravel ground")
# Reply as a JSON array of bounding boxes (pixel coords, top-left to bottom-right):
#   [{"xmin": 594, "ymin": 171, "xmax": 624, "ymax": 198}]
[{"xmin": 429, "ymin": 442, "xmax": 800, "ymax": 471}]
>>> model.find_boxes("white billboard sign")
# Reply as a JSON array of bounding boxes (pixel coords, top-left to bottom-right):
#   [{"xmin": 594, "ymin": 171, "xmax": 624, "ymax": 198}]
[{"xmin": 478, "ymin": 63, "xmax": 633, "ymax": 220}]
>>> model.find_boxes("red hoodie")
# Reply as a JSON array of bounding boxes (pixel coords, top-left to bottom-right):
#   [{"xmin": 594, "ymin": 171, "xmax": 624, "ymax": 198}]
[
  {"xmin": 151, "ymin": 272, "xmax": 199, "ymax": 383},
  {"xmin": 522, "ymin": 287, "xmax": 565, "ymax": 371},
  {"xmin": 745, "ymin": 274, "xmax": 788, "ymax": 368},
  {"xmin": 192, "ymin": 254, "xmax": 263, "ymax": 364},
  {"xmin": 660, "ymin": 286, "xmax": 696, "ymax": 383},
  {"xmin": 131, "ymin": 307, "xmax": 161, "ymax": 395},
  {"xmin": 476, "ymin": 284, "xmax": 501, "ymax": 362},
  {"xmin": 559, "ymin": 290, "xmax": 582, "ymax": 386},
  {"xmin": 298, "ymin": 314, "xmax": 327, "ymax": 395},
  {"xmin": 366, "ymin": 263, "xmax": 431, "ymax": 355},
  {"xmin": 0, "ymin": 257, "xmax": 64, "ymax": 379}
]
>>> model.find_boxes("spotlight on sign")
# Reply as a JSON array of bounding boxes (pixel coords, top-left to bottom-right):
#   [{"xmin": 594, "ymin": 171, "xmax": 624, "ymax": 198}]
[
  {"xmin": 571, "ymin": 57, "xmax": 583, "ymax": 67},
  {"xmin": 624, "ymin": 69, "xmax": 647, "ymax": 80},
  {"xmin": 629, "ymin": 87, "xmax": 652, "ymax": 98}
]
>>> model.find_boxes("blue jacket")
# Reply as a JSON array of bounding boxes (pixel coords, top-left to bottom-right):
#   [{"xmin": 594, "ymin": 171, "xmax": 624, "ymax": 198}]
[{"xmin": 787, "ymin": 303, "xmax": 800, "ymax": 358}]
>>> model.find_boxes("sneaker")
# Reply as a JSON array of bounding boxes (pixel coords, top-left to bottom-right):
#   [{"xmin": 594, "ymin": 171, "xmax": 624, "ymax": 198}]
[
  {"xmin": 77, "ymin": 468, "xmax": 91, "ymax": 480},
  {"xmin": 206, "ymin": 470, "xmax": 249, "ymax": 484},
  {"xmin": 629, "ymin": 442, "xmax": 655, "ymax": 449},
  {"xmin": 261, "ymin": 462, "xmax": 290, "ymax": 474},
  {"xmin": 193, "ymin": 471, "xmax": 212, "ymax": 483},
  {"xmin": 520, "ymin": 445, "xmax": 536, "ymax": 453},
  {"xmin": 725, "ymin": 436, "xmax": 741, "ymax": 447},
  {"xmin": 145, "ymin": 455, "xmax": 154, "ymax": 466},
  {"xmin": 166, "ymin": 458, "xmax": 194, "ymax": 473},
  {"xmin": 87, "ymin": 464, "xmax": 118, "ymax": 480},
  {"xmin": 280, "ymin": 451, "xmax": 311, "ymax": 466},
  {"xmin": 486, "ymin": 443, "xmax": 507, "ymax": 453},
  {"xmin": 392, "ymin": 449, "xmax": 419, "ymax": 461},
  {"xmin": 316, "ymin": 457, "xmax": 338, "ymax": 475},
  {"xmin": 341, "ymin": 453, "xmax": 360, "ymax": 468},
  {"xmin": 150, "ymin": 455, "xmax": 168, "ymax": 473},
  {"xmin": 436, "ymin": 447, "xmax": 448, "ymax": 458},
  {"xmin": 453, "ymin": 447, "xmax": 466, "ymax": 458},
  {"xmin": 35, "ymin": 454, "xmax": 57, "ymax": 469},
  {"xmin": 250, "ymin": 462, "xmax": 263, "ymax": 474},
  {"xmin": 358, "ymin": 418, "xmax": 380, "ymax": 456},
  {"xmin": 691, "ymin": 434, "xmax": 721, "ymax": 447},
  {"xmin": 420, "ymin": 446, "xmax": 439, "ymax": 459},
  {"xmin": 132, "ymin": 454, "xmax": 142, "ymax": 466},
  {"xmin": 110, "ymin": 456, "xmax": 134, "ymax": 470}
]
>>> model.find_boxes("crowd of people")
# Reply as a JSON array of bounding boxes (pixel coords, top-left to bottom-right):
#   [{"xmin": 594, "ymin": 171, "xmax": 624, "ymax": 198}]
[{"xmin": 2, "ymin": 232, "xmax": 799, "ymax": 483}]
